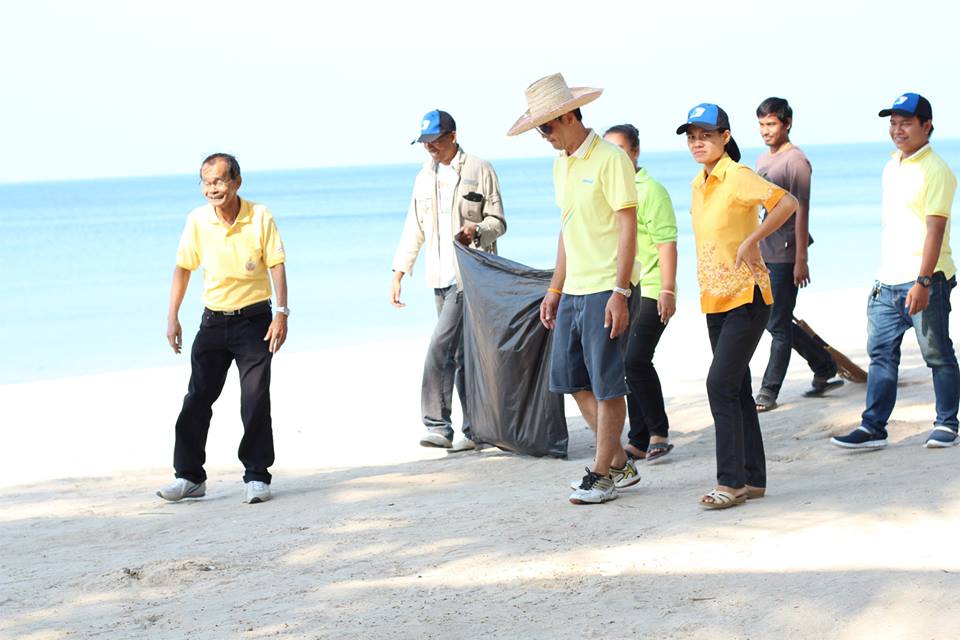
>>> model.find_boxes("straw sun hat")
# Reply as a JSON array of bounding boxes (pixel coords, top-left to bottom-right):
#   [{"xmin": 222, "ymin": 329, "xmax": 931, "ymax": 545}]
[{"xmin": 506, "ymin": 73, "xmax": 603, "ymax": 136}]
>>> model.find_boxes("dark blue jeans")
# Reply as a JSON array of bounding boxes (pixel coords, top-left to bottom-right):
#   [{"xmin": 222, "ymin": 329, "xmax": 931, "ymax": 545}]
[
  {"xmin": 759, "ymin": 262, "xmax": 836, "ymax": 397},
  {"xmin": 422, "ymin": 285, "xmax": 470, "ymax": 440},
  {"xmin": 861, "ymin": 275, "xmax": 960, "ymax": 436}
]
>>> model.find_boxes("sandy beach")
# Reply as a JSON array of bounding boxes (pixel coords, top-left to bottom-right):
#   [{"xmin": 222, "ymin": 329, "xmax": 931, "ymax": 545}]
[{"xmin": 3, "ymin": 288, "xmax": 960, "ymax": 639}]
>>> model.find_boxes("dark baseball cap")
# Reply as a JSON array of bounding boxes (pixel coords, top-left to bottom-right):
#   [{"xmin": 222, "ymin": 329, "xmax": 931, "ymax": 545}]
[
  {"xmin": 412, "ymin": 109, "xmax": 457, "ymax": 144},
  {"xmin": 878, "ymin": 93, "xmax": 932, "ymax": 120}
]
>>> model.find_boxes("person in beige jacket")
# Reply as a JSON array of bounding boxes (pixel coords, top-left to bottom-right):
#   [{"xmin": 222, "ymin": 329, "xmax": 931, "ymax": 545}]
[{"xmin": 391, "ymin": 109, "xmax": 507, "ymax": 451}]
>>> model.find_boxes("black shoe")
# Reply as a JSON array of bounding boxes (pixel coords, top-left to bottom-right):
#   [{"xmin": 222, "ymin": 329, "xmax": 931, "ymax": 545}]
[{"xmin": 803, "ymin": 377, "xmax": 844, "ymax": 398}]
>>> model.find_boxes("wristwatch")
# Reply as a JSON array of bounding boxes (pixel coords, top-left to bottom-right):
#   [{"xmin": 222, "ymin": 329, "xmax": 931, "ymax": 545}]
[
  {"xmin": 916, "ymin": 275, "xmax": 932, "ymax": 288},
  {"xmin": 612, "ymin": 286, "xmax": 632, "ymax": 299},
  {"xmin": 275, "ymin": 306, "xmax": 291, "ymax": 316}
]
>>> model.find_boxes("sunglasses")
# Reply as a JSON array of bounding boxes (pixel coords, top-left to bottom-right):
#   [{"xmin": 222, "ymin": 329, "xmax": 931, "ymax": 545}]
[{"xmin": 537, "ymin": 117, "xmax": 562, "ymax": 136}]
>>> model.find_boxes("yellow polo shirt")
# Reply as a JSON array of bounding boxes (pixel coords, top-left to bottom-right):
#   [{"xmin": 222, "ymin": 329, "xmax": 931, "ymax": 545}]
[
  {"xmin": 176, "ymin": 198, "xmax": 286, "ymax": 311},
  {"xmin": 878, "ymin": 144, "xmax": 956, "ymax": 284},
  {"xmin": 690, "ymin": 154, "xmax": 785, "ymax": 314},
  {"xmin": 553, "ymin": 130, "xmax": 640, "ymax": 295}
]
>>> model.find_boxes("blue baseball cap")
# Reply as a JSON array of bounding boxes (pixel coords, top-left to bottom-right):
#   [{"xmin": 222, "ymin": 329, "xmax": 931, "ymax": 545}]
[
  {"xmin": 676, "ymin": 102, "xmax": 740, "ymax": 162},
  {"xmin": 676, "ymin": 103, "xmax": 730, "ymax": 134},
  {"xmin": 878, "ymin": 93, "xmax": 932, "ymax": 120},
  {"xmin": 412, "ymin": 109, "xmax": 457, "ymax": 144}
]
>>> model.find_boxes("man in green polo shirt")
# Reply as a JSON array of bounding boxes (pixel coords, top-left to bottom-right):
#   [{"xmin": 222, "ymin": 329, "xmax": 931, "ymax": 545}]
[{"xmin": 508, "ymin": 73, "xmax": 639, "ymax": 504}]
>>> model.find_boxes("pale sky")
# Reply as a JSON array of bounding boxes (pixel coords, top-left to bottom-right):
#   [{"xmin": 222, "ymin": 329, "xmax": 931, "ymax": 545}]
[{"xmin": 1, "ymin": 0, "xmax": 958, "ymax": 183}]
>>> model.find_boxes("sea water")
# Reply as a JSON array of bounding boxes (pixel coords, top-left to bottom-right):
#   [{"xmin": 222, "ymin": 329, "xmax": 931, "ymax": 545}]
[{"xmin": 3, "ymin": 140, "xmax": 959, "ymax": 383}]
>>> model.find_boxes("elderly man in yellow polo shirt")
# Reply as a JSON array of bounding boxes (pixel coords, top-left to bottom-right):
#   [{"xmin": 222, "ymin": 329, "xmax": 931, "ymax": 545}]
[
  {"xmin": 159, "ymin": 153, "xmax": 289, "ymax": 504},
  {"xmin": 509, "ymin": 73, "xmax": 640, "ymax": 505}
]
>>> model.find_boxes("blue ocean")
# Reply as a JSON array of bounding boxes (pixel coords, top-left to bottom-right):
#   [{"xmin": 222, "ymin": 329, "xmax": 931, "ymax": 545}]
[{"xmin": 3, "ymin": 141, "xmax": 959, "ymax": 384}]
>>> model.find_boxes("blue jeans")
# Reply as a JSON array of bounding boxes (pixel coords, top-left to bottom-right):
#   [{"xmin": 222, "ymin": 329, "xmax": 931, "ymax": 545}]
[
  {"xmin": 759, "ymin": 262, "xmax": 837, "ymax": 396},
  {"xmin": 422, "ymin": 285, "xmax": 470, "ymax": 440},
  {"xmin": 861, "ymin": 275, "xmax": 960, "ymax": 436}
]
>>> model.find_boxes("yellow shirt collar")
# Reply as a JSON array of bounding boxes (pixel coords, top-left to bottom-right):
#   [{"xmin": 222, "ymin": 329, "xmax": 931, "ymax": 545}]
[
  {"xmin": 892, "ymin": 143, "xmax": 932, "ymax": 164},
  {"xmin": 691, "ymin": 153, "xmax": 734, "ymax": 187},
  {"xmin": 566, "ymin": 129, "xmax": 599, "ymax": 160},
  {"xmin": 208, "ymin": 198, "xmax": 251, "ymax": 227}
]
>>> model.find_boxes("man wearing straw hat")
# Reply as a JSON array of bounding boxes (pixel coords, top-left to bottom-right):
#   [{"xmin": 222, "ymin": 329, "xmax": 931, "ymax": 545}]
[
  {"xmin": 508, "ymin": 73, "xmax": 640, "ymax": 504},
  {"xmin": 392, "ymin": 109, "xmax": 508, "ymax": 452}
]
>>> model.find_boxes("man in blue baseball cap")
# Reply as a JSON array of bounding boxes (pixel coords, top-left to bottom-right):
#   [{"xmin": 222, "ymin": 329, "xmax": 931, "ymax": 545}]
[
  {"xmin": 392, "ymin": 109, "xmax": 508, "ymax": 452},
  {"xmin": 832, "ymin": 93, "xmax": 959, "ymax": 450}
]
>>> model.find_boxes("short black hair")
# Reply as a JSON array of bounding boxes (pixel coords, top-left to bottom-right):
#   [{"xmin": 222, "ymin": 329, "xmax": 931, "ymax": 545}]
[
  {"xmin": 572, "ymin": 108, "xmax": 582, "ymax": 122},
  {"xmin": 604, "ymin": 124, "xmax": 640, "ymax": 152},
  {"xmin": 756, "ymin": 97, "xmax": 793, "ymax": 125},
  {"xmin": 200, "ymin": 153, "xmax": 241, "ymax": 180}
]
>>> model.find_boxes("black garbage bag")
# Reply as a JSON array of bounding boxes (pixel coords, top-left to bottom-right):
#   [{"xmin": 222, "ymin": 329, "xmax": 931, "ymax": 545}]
[{"xmin": 454, "ymin": 243, "xmax": 567, "ymax": 458}]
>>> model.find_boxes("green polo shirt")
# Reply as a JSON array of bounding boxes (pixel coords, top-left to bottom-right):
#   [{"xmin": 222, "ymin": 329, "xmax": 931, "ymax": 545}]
[
  {"xmin": 635, "ymin": 167, "xmax": 677, "ymax": 300},
  {"xmin": 553, "ymin": 130, "xmax": 639, "ymax": 294}
]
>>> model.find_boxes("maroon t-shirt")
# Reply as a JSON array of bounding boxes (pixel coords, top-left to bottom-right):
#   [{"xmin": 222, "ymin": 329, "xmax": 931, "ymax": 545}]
[{"xmin": 756, "ymin": 145, "xmax": 812, "ymax": 264}]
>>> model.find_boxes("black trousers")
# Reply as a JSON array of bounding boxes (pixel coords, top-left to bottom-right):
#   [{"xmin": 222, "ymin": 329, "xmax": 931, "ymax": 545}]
[
  {"xmin": 174, "ymin": 305, "xmax": 274, "ymax": 484},
  {"xmin": 624, "ymin": 296, "xmax": 670, "ymax": 450},
  {"xmin": 705, "ymin": 288, "xmax": 770, "ymax": 489}
]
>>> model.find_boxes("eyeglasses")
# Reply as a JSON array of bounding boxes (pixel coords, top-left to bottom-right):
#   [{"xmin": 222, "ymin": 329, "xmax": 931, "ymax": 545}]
[
  {"xmin": 537, "ymin": 117, "xmax": 562, "ymax": 136},
  {"xmin": 200, "ymin": 178, "xmax": 232, "ymax": 189}
]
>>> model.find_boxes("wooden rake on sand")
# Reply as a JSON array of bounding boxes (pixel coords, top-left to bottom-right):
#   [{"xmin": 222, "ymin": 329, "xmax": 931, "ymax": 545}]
[{"xmin": 793, "ymin": 316, "xmax": 868, "ymax": 383}]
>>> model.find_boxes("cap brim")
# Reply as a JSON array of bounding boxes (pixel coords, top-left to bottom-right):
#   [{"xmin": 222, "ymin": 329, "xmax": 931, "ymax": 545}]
[
  {"xmin": 506, "ymin": 87, "xmax": 603, "ymax": 136},
  {"xmin": 878, "ymin": 108, "xmax": 915, "ymax": 117},
  {"xmin": 411, "ymin": 132, "xmax": 444, "ymax": 145},
  {"xmin": 676, "ymin": 122, "xmax": 721, "ymax": 135}
]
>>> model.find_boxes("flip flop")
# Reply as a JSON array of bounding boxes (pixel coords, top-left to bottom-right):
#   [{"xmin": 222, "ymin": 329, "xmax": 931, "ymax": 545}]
[
  {"xmin": 803, "ymin": 378, "xmax": 844, "ymax": 398},
  {"xmin": 699, "ymin": 489, "xmax": 747, "ymax": 510},
  {"xmin": 645, "ymin": 442, "xmax": 674, "ymax": 463}
]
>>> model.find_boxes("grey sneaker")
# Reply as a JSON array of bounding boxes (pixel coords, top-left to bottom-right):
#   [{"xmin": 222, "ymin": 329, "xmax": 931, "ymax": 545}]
[
  {"xmin": 156, "ymin": 478, "xmax": 206, "ymax": 502},
  {"xmin": 244, "ymin": 481, "xmax": 271, "ymax": 504},
  {"xmin": 446, "ymin": 437, "xmax": 477, "ymax": 453},
  {"xmin": 569, "ymin": 468, "xmax": 618, "ymax": 505},
  {"xmin": 419, "ymin": 432, "xmax": 453, "ymax": 448}
]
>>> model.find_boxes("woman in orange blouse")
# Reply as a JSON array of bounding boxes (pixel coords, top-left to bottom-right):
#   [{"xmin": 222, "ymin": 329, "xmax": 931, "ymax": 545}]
[{"xmin": 678, "ymin": 104, "xmax": 798, "ymax": 509}]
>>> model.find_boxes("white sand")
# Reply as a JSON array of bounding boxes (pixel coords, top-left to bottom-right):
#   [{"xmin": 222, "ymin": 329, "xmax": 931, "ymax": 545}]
[{"xmin": 2, "ymin": 288, "xmax": 960, "ymax": 639}]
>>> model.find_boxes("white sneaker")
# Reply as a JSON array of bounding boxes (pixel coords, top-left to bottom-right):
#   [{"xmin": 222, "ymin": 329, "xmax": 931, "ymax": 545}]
[
  {"xmin": 610, "ymin": 459, "xmax": 641, "ymax": 489},
  {"xmin": 569, "ymin": 469, "xmax": 618, "ymax": 504},
  {"xmin": 156, "ymin": 478, "xmax": 206, "ymax": 502},
  {"xmin": 244, "ymin": 481, "xmax": 271, "ymax": 504},
  {"xmin": 569, "ymin": 460, "xmax": 640, "ymax": 490},
  {"xmin": 446, "ymin": 437, "xmax": 477, "ymax": 453},
  {"xmin": 419, "ymin": 432, "xmax": 453, "ymax": 448}
]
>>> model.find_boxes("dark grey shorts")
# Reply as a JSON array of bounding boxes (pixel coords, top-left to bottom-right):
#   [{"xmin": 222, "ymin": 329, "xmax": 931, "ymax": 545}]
[{"xmin": 549, "ymin": 289, "xmax": 633, "ymax": 401}]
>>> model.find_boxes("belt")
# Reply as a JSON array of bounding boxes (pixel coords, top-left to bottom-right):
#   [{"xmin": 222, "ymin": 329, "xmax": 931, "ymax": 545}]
[{"xmin": 205, "ymin": 300, "xmax": 272, "ymax": 317}]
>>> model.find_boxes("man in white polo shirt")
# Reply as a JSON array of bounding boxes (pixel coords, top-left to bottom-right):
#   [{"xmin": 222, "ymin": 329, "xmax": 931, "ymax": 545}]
[{"xmin": 832, "ymin": 93, "xmax": 959, "ymax": 450}]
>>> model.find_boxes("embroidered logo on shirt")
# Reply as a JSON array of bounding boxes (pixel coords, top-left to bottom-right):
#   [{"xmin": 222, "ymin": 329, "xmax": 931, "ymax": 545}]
[
  {"xmin": 581, "ymin": 178, "xmax": 594, "ymax": 184},
  {"xmin": 245, "ymin": 259, "xmax": 256, "ymax": 272}
]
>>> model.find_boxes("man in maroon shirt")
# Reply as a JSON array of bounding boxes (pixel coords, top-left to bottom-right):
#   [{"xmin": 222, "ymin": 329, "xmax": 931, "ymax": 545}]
[{"xmin": 754, "ymin": 97, "xmax": 841, "ymax": 412}]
